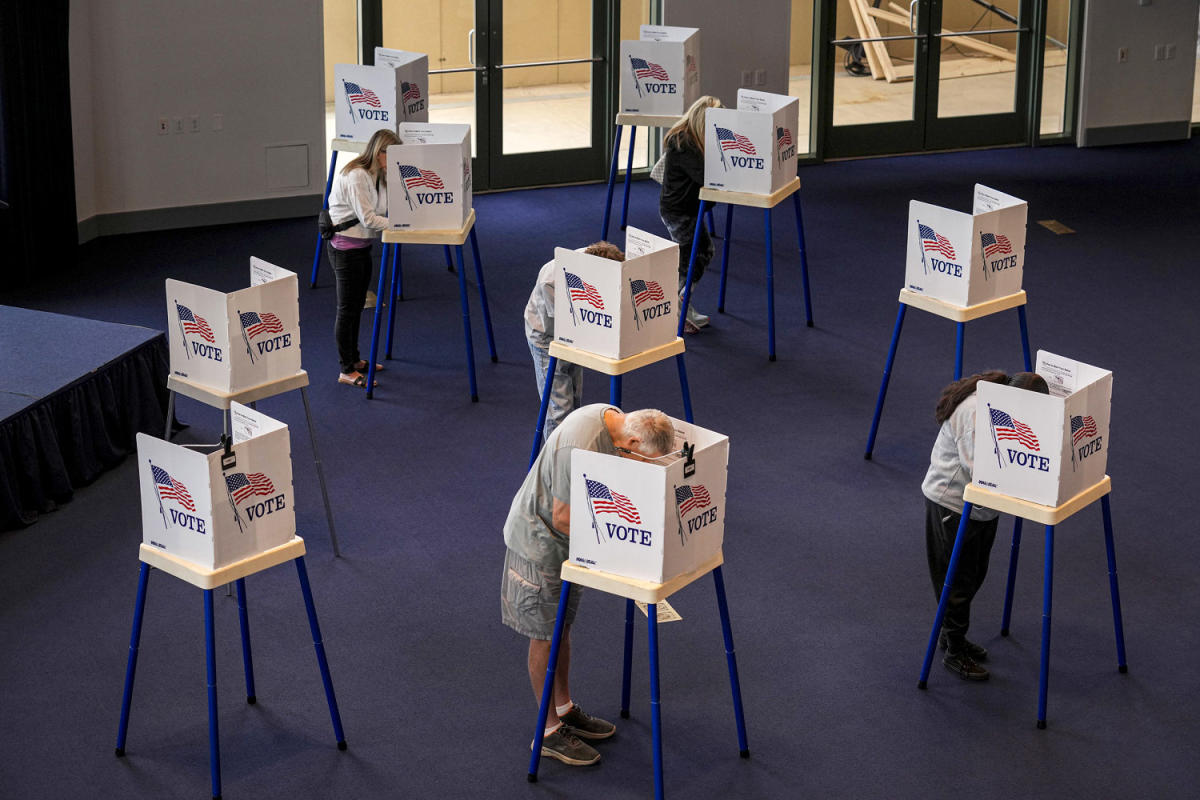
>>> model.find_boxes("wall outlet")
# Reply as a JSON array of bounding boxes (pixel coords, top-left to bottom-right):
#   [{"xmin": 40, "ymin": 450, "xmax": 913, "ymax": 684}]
[
  {"xmin": 740, "ymin": 70, "xmax": 752, "ymax": 87},
  {"xmin": 1165, "ymin": 43, "xmax": 1176, "ymax": 60},
  {"xmin": 189, "ymin": 115, "xmax": 200, "ymax": 133},
  {"xmin": 754, "ymin": 68, "xmax": 766, "ymax": 86},
  {"xmin": 1154, "ymin": 44, "xmax": 1165, "ymax": 61},
  {"xmin": 212, "ymin": 113, "xmax": 224, "ymax": 132},
  {"xmin": 172, "ymin": 117, "xmax": 184, "ymax": 134},
  {"xmin": 157, "ymin": 117, "xmax": 169, "ymax": 135},
  {"xmin": 1117, "ymin": 47, "xmax": 1128, "ymax": 63}
]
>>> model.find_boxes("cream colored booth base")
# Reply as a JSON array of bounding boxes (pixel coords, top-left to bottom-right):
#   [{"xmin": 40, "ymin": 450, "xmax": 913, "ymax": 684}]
[
  {"xmin": 548, "ymin": 337, "xmax": 685, "ymax": 376},
  {"xmin": 140, "ymin": 536, "xmax": 306, "ymax": 590},
  {"xmin": 382, "ymin": 209, "xmax": 476, "ymax": 246},
  {"xmin": 561, "ymin": 549, "xmax": 723, "ymax": 603},
  {"xmin": 965, "ymin": 474, "xmax": 1111, "ymax": 527},
  {"xmin": 898, "ymin": 288, "xmax": 1027, "ymax": 323}
]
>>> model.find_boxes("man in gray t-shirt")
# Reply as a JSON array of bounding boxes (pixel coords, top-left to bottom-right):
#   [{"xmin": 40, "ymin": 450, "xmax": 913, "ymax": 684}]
[{"xmin": 502, "ymin": 403, "xmax": 674, "ymax": 766}]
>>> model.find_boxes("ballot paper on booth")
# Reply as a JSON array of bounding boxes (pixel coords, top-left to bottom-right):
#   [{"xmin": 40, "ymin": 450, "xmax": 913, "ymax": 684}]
[
  {"xmin": 373, "ymin": 48, "xmax": 430, "ymax": 123},
  {"xmin": 972, "ymin": 351, "xmax": 1112, "ymax": 507},
  {"xmin": 136, "ymin": 403, "xmax": 295, "ymax": 570},
  {"xmin": 569, "ymin": 416, "xmax": 729, "ymax": 584},
  {"xmin": 619, "ymin": 26, "xmax": 701, "ymax": 116},
  {"xmin": 334, "ymin": 63, "xmax": 401, "ymax": 141},
  {"xmin": 552, "ymin": 227, "xmax": 678, "ymax": 359},
  {"xmin": 386, "ymin": 123, "xmax": 472, "ymax": 231},
  {"xmin": 905, "ymin": 185, "xmax": 1028, "ymax": 307},
  {"xmin": 166, "ymin": 259, "xmax": 302, "ymax": 393},
  {"xmin": 704, "ymin": 90, "xmax": 800, "ymax": 195}
]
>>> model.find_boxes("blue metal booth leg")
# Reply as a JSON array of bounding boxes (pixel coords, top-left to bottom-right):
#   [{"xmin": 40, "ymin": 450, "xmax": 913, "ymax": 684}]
[
  {"xmin": 1018, "ymin": 305, "xmax": 1032, "ymax": 372},
  {"xmin": 620, "ymin": 126, "xmax": 636, "ymax": 231},
  {"xmin": 391, "ymin": 240, "xmax": 403, "ymax": 299},
  {"xmin": 675, "ymin": 354, "xmax": 695, "ymax": 424},
  {"xmin": 621, "ymin": 598, "xmax": 635, "ymax": 718},
  {"xmin": 609, "ymin": 375, "xmax": 622, "ymax": 407},
  {"xmin": 954, "ymin": 322, "xmax": 965, "ymax": 381},
  {"xmin": 919, "ymin": 501, "xmax": 974, "ymax": 688},
  {"xmin": 115, "ymin": 562, "xmax": 151, "ymax": 757},
  {"xmin": 717, "ymin": 205, "xmax": 734, "ymax": 313},
  {"xmin": 601, "ymin": 125, "xmax": 624, "ymax": 241},
  {"xmin": 648, "ymin": 603, "xmax": 665, "ymax": 800},
  {"xmin": 364, "ymin": 244, "xmax": 390, "ymax": 399},
  {"xmin": 763, "ymin": 208, "xmax": 777, "ymax": 362},
  {"xmin": 310, "ymin": 150, "xmax": 338, "ymax": 288},
  {"xmin": 677, "ymin": 201, "xmax": 709, "ymax": 338},
  {"xmin": 235, "ymin": 578, "xmax": 256, "ymax": 703},
  {"xmin": 1101, "ymin": 495, "xmax": 1129, "ymax": 672},
  {"xmin": 453, "ymin": 244, "xmax": 480, "ymax": 402},
  {"xmin": 204, "ymin": 588, "xmax": 222, "ymax": 800},
  {"xmin": 469, "ymin": 228, "xmax": 499, "ymax": 363},
  {"xmin": 792, "ymin": 191, "xmax": 813, "ymax": 327},
  {"xmin": 529, "ymin": 356, "xmax": 558, "ymax": 469},
  {"xmin": 385, "ymin": 245, "xmax": 401, "ymax": 360},
  {"xmin": 864, "ymin": 303, "xmax": 908, "ymax": 459},
  {"xmin": 1000, "ymin": 517, "xmax": 1024, "ymax": 636},
  {"xmin": 528, "ymin": 581, "xmax": 574, "ymax": 782},
  {"xmin": 295, "ymin": 556, "xmax": 347, "ymax": 748},
  {"xmin": 1037, "ymin": 525, "xmax": 1055, "ymax": 729},
  {"xmin": 713, "ymin": 566, "xmax": 750, "ymax": 757}
]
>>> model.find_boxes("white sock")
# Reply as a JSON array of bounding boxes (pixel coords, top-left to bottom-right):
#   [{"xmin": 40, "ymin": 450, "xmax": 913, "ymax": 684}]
[
  {"xmin": 544, "ymin": 721, "xmax": 562, "ymax": 736},
  {"xmin": 555, "ymin": 700, "xmax": 575, "ymax": 717}
]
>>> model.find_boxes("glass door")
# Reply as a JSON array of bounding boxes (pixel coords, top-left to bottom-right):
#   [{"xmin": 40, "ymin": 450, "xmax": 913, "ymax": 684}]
[{"xmin": 820, "ymin": 0, "xmax": 1033, "ymax": 158}]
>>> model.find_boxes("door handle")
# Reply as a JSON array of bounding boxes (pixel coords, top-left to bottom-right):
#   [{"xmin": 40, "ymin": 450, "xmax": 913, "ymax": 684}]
[
  {"xmin": 468, "ymin": 28, "xmax": 476, "ymax": 66},
  {"xmin": 909, "ymin": 0, "xmax": 918, "ymax": 33}
]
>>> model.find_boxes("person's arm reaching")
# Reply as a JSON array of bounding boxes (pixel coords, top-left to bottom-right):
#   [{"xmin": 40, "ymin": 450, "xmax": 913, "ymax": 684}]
[{"xmin": 552, "ymin": 497, "xmax": 571, "ymax": 536}]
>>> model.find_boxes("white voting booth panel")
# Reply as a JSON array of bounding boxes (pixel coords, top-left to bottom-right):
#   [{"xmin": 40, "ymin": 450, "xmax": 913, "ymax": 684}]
[
  {"xmin": 553, "ymin": 227, "xmax": 678, "ymax": 359},
  {"xmin": 386, "ymin": 123, "xmax": 472, "ymax": 231},
  {"xmin": 137, "ymin": 404, "xmax": 295, "ymax": 570},
  {"xmin": 570, "ymin": 417, "xmax": 729, "ymax": 584},
  {"xmin": 973, "ymin": 351, "xmax": 1112, "ymax": 507},
  {"xmin": 334, "ymin": 64, "xmax": 401, "ymax": 142},
  {"xmin": 704, "ymin": 90, "xmax": 800, "ymax": 195},
  {"xmin": 905, "ymin": 185, "xmax": 1028, "ymax": 307},
  {"xmin": 619, "ymin": 26, "xmax": 701, "ymax": 116},
  {"xmin": 167, "ymin": 259, "xmax": 302, "ymax": 393},
  {"xmin": 373, "ymin": 48, "xmax": 430, "ymax": 123}
]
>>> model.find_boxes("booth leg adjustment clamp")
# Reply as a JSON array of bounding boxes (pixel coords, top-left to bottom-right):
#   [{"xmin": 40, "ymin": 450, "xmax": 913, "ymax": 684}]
[{"xmin": 337, "ymin": 740, "xmax": 348, "ymax": 751}]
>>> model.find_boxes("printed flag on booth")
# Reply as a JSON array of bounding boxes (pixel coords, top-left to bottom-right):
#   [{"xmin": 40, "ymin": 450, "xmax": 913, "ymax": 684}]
[
  {"xmin": 225, "ymin": 472, "xmax": 276, "ymax": 505},
  {"xmin": 989, "ymin": 407, "xmax": 1040, "ymax": 451},
  {"xmin": 630, "ymin": 57, "xmax": 670, "ymax": 81},
  {"xmin": 401, "ymin": 82, "xmax": 422, "ymax": 102},
  {"xmin": 399, "ymin": 164, "xmax": 445, "ymax": 190},
  {"xmin": 585, "ymin": 478, "xmax": 642, "ymax": 524},
  {"xmin": 239, "ymin": 311, "xmax": 284, "ymax": 339},
  {"xmin": 674, "ymin": 484, "xmax": 711, "ymax": 515},
  {"xmin": 565, "ymin": 271, "xmax": 605, "ymax": 309},
  {"xmin": 630, "ymin": 279, "xmax": 665, "ymax": 307},
  {"xmin": 980, "ymin": 232, "xmax": 1013, "ymax": 257},
  {"xmin": 152, "ymin": 465, "xmax": 196, "ymax": 511},
  {"xmin": 714, "ymin": 126, "xmax": 756, "ymax": 155},
  {"xmin": 918, "ymin": 224, "xmax": 957, "ymax": 259},
  {"xmin": 177, "ymin": 303, "xmax": 215, "ymax": 343},
  {"xmin": 1070, "ymin": 414, "xmax": 1098, "ymax": 445},
  {"xmin": 344, "ymin": 81, "xmax": 381, "ymax": 107}
]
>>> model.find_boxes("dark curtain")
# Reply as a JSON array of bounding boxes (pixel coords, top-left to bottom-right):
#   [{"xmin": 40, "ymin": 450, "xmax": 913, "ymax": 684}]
[{"xmin": 0, "ymin": 0, "xmax": 77, "ymax": 288}]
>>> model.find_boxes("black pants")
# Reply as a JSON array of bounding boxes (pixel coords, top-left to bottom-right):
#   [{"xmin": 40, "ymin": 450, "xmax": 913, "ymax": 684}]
[
  {"xmin": 661, "ymin": 210, "xmax": 714, "ymax": 284},
  {"xmin": 328, "ymin": 243, "xmax": 373, "ymax": 374},
  {"xmin": 925, "ymin": 497, "xmax": 998, "ymax": 650}
]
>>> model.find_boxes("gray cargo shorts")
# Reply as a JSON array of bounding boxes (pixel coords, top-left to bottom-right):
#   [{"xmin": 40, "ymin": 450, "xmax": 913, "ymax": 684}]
[{"xmin": 501, "ymin": 548, "xmax": 580, "ymax": 640}]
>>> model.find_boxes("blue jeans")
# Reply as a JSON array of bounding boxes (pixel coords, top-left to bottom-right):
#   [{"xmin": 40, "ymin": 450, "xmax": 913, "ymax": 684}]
[{"xmin": 328, "ymin": 243, "xmax": 372, "ymax": 373}]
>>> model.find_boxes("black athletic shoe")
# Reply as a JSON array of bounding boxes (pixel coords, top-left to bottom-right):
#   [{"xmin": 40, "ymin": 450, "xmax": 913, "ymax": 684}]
[
  {"xmin": 536, "ymin": 725, "xmax": 601, "ymax": 766},
  {"xmin": 943, "ymin": 651, "xmax": 990, "ymax": 681},
  {"xmin": 940, "ymin": 633, "xmax": 988, "ymax": 661},
  {"xmin": 560, "ymin": 704, "xmax": 616, "ymax": 740}
]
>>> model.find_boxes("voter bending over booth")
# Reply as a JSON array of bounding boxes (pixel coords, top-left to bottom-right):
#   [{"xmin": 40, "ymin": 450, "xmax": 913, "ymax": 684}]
[
  {"xmin": 524, "ymin": 242, "xmax": 626, "ymax": 439},
  {"xmin": 922, "ymin": 370, "xmax": 1049, "ymax": 682},
  {"xmin": 659, "ymin": 95, "xmax": 722, "ymax": 334},
  {"xmin": 327, "ymin": 128, "xmax": 399, "ymax": 388},
  {"xmin": 501, "ymin": 404, "xmax": 675, "ymax": 766}
]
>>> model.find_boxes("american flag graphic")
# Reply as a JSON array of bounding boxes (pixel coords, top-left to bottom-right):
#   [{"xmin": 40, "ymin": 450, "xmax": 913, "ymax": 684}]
[
  {"xmin": 399, "ymin": 164, "xmax": 445, "ymax": 190},
  {"xmin": 586, "ymin": 479, "xmax": 642, "ymax": 524},
  {"xmin": 674, "ymin": 484, "xmax": 712, "ymax": 515},
  {"xmin": 630, "ymin": 57, "xmax": 670, "ymax": 81},
  {"xmin": 980, "ymin": 232, "xmax": 1013, "ymax": 257},
  {"xmin": 990, "ymin": 408, "xmax": 1040, "ymax": 451},
  {"xmin": 344, "ymin": 81, "xmax": 381, "ymax": 107},
  {"xmin": 225, "ymin": 472, "xmax": 276, "ymax": 505},
  {"xmin": 401, "ymin": 81, "xmax": 422, "ymax": 102},
  {"xmin": 918, "ymin": 224, "xmax": 957, "ymax": 260},
  {"xmin": 630, "ymin": 279, "xmax": 665, "ymax": 306},
  {"xmin": 776, "ymin": 127, "xmax": 793, "ymax": 148},
  {"xmin": 565, "ymin": 271, "xmax": 605, "ymax": 309},
  {"xmin": 239, "ymin": 311, "xmax": 284, "ymax": 339},
  {"xmin": 715, "ymin": 126, "xmax": 757, "ymax": 155},
  {"xmin": 1070, "ymin": 414, "xmax": 1098, "ymax": 445},
  {"xmin": 152, "ymin": 465, "xmax": 195, "ymax": 511},
  {"xmin": 177, "ymin": 304, "xmax": 215, "ymax": 343}
]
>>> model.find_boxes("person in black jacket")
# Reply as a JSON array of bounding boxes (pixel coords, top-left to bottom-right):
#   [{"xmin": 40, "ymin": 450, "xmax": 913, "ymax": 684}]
[{"xmin": 658, "ymin": 95, "xmax": 721, "ymax": 333}]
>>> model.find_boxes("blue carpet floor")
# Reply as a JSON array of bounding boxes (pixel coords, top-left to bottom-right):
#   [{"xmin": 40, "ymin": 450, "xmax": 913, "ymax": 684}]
[{"xmin": 1, "ymin": 137, "xmax": 1197, "ymax": 799}]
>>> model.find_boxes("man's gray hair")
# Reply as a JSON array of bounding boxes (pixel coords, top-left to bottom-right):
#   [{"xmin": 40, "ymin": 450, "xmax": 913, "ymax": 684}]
[{"xmin": 623, "ymin": 409, "xmax": 675, "ymax": 457}]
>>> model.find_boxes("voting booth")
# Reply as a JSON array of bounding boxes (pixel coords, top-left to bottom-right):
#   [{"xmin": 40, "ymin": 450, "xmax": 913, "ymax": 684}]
[
  {"xmin": 386, "ymin": 123, "xmax": 472, "ymax": 231},
  {"xmin": 136, "ymin": 403, "xmax": 295, "ymax": 570},
  {"xmin": 973, "ymin": 350, "xmax": 1112, "ymax": 507},
  {"xmin": 373, "ymin": 47, "xmax": 430, "ymax": 123},
  {"xmin": 166, "ymin": 259, "xmax": 302, "ymax": 393},
  {"xmin": 704, "ymin": 89, "xmax": 800, "ymax": 195},
  {"xmin": 906, "ymin": 184, "xmax": 1028, "ymax": 307},
  {"xmin": 553, "ymin": 227, "xmax": 678, "ymax": 360},
  {"xmin": 619, "ymin": 25, "xmax": 701, "ymax": 116},
  {"xmin": 569, "ymin": 416, "xmax": 728, "ymax": 584},
  {"xmin": 334, "ymin": 63, "xmax": 402, "ymax": 141}
]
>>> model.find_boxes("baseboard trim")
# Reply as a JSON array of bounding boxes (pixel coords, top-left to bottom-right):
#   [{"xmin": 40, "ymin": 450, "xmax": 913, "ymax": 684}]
[
  {"xmin": 77, "ymin": 194, "xmax": 322, "ymax": 242},
  {"xmin": 1079, "ymin": 121, "xmax": 1192, "ymax": 148}
]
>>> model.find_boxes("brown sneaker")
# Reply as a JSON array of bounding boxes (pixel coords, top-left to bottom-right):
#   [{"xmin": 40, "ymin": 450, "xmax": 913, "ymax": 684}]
[
  {"xmin": 560, "ymin": 704, "xmax": 616, "ymax": 740},
  {"xmin": 536, "ymin": 725, "xmax": 601, "ymax": 765},
  {"xmin": 943, "ymin": 650, "xmax": 990, "ymax": 681}
]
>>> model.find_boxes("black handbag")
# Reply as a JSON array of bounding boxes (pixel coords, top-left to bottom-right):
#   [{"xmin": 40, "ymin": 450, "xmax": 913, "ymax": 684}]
[{"xmin": 318, "ymin": 209, "xmax": 359, "ymax": 240}]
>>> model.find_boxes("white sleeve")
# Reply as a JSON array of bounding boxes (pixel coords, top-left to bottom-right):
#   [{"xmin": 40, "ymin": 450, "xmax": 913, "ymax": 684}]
[{"xmin": 346, "ymin": 169, "xmax": 390, "ymax": 231}]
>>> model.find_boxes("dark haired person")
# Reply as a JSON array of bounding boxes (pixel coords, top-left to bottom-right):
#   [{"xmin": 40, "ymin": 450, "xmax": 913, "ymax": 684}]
[
  {"xmin": 922, "ymin": 370, "xmax": 1050, "ymax": 681},
  {"xmin": 326, "ymin": 128, "xmax": 400, "ymax": 388}
]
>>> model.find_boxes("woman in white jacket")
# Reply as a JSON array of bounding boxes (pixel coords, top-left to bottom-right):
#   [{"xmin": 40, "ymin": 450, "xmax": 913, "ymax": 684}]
[{"xmin": 327, "ymin": 128, "xmax": 399, "ymax": 387}]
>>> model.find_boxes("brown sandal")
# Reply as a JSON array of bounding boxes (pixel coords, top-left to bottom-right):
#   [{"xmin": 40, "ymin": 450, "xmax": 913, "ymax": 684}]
[{"xmin": 337, "ymin": 371, "xmax": 377, "ymax": 388}]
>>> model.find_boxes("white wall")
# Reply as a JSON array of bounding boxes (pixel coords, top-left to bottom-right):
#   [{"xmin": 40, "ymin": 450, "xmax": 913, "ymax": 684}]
[
  {"xmin": 1078, "ymin": 0, "xmax": 1199, "ymax": 144},
  {"xmin": 664, "ymin": 0, "xmax": 792, "ymax": 108},
  {"xmin": 69, "ymin": 0, "xmax": 325, "ymax": 225}
]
